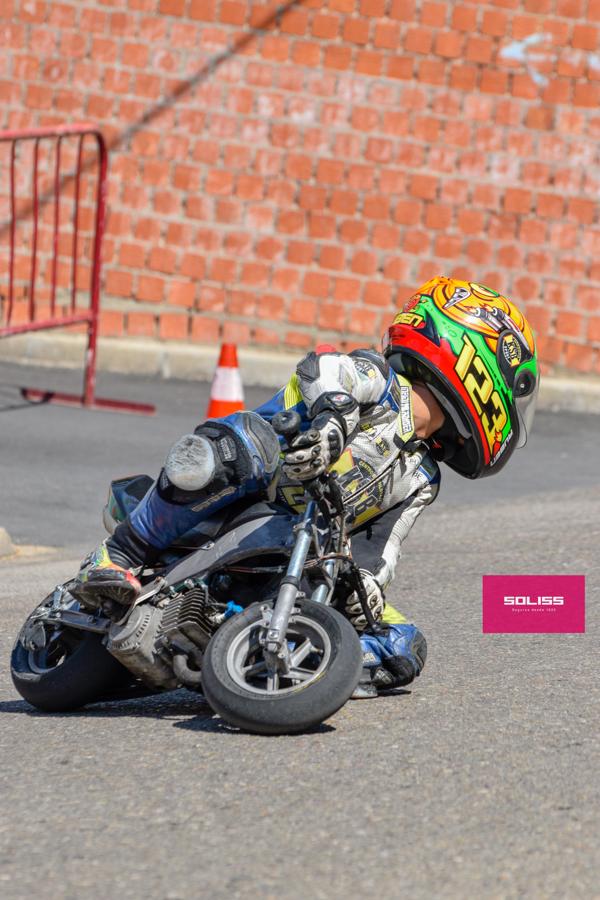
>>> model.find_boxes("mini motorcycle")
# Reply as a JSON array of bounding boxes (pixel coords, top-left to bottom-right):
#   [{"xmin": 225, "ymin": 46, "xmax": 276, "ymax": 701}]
[{"xmin": 11, "ymin": 412, "xmax": 373, "ymax": 735}]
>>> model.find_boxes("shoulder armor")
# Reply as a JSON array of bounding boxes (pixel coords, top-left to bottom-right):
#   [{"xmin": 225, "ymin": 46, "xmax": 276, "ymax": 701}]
[{"xmin": 349, "ymin": 348, "xmax": 390, "ymax": 379}]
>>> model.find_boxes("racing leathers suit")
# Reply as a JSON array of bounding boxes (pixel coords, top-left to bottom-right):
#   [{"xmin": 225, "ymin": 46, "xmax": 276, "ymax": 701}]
[{"xmin": 77, "ymin": 349, "xmax": 440, "ymax": 693}]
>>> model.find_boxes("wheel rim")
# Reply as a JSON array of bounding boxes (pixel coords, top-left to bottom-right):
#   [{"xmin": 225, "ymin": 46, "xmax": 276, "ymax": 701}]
[
  {"xmin": 226, "ymin": 614, "xmax": 332, "ymax": 696},
  {"xmin": 26, "ymin": 628, "xmax": 79, "ymax": 675}
]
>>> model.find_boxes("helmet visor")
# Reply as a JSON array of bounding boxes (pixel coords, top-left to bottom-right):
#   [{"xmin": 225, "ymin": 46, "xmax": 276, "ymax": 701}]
[{"xmin": 514, "ymin": 367, "xmax": 539, "ymax": 448}]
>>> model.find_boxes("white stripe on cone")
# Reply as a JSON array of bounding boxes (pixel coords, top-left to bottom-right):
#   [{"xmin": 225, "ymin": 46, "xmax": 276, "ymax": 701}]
[{"xmin": 211, "ymin": 365, "xmax": 244, "ymax": 403}]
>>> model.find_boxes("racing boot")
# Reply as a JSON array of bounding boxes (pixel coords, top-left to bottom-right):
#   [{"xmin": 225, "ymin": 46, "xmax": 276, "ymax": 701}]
[
  {"xmin": 351, "ymin": 623, "xmax": 427, "ymax": 699},
  {"xmin": 70, "ymin": 519, "xmax": 157, "ymax": 610}
]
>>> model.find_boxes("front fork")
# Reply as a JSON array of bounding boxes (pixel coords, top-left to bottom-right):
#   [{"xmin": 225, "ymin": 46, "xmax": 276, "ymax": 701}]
[{"xmin": 260, "ymin": 500, "xmax": 319, "ymax": 669}]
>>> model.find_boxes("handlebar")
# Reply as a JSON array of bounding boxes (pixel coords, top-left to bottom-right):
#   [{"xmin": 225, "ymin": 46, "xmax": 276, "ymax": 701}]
[{"xmin": 271, "ymin": 409, "xmax": 302, "ymax": 441}]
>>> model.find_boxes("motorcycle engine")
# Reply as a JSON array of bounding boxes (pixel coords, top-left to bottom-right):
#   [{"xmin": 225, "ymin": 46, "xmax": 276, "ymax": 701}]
[{"xmin": 106, "ymin": 584, "xmax": 224, "ymax": 690}]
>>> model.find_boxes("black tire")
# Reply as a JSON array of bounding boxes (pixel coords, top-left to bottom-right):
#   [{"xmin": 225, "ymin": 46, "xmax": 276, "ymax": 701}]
[
  {"xmin": 201, "ymin": 598, "xmax": 362, "ymax": 735},
  {"xmin": 11, "ymin": 621, "xmax": 131, "ymax": 713}
]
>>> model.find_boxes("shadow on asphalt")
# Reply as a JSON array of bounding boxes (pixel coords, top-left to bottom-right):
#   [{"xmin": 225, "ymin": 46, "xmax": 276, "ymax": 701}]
[
  {"xmin": 0, "ymin": 388, "xmax": 39, "ymax": 413},
  {"xmin": 0, "ymin": 697, "xmax": 337, "ymax": 736}
]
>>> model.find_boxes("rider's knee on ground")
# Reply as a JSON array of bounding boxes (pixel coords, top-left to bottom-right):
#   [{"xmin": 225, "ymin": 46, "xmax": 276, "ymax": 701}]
[{"xmin": 359, "ymin": 623, "xmax": 427, "ymax": 692}]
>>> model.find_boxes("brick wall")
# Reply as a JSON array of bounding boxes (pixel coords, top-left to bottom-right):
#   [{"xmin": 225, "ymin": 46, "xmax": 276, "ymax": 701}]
[{"xmin": 1, "ymin": 0, "xmax": 599, "ymax": 375}]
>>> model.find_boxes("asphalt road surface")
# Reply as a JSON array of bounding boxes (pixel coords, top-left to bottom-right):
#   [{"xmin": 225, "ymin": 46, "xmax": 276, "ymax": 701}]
[{"xmin": 1, "ymin": 362, "xmax": 598, "ymax": 899}]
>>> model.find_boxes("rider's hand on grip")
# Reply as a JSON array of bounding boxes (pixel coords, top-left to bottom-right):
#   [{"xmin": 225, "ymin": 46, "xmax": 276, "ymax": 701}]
[
  {"xmin": 282, "ymin": 413, "xmax": 344, "ymax": 481},
  {"xmin": 344, "ymin": 569, "xmax": 385, "ymax": 632}
]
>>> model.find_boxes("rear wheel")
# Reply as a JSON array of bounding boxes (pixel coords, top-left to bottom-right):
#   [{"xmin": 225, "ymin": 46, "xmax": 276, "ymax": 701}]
[
  {"xmin": 11, "ymin": 600, "xmax": 131, "ymax": 712},
  {"xmin": 201, "ymin": 597, "xmax": 362, "ymax": 735}
]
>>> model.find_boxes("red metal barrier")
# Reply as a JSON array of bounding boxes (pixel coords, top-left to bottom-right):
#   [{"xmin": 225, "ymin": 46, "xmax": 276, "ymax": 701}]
[{"xmin": 0, "ymin": 124, "xmax": 154, "ymax": 414}]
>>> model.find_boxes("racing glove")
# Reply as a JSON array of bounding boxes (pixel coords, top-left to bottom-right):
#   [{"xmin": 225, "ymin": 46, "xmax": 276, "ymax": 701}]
[
  {"xmin": 344, "ymin": 568, "xmax": 385, "ymax": 632},
  {"xmin": 282, "ymin": 412, "xmax": 344, "ymax": 481}
]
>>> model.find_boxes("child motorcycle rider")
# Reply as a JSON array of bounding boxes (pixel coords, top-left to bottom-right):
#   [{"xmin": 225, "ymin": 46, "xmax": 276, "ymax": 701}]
[{"xmin": 72, "ymin": 276, "xmax": 539, "ymax": 698}]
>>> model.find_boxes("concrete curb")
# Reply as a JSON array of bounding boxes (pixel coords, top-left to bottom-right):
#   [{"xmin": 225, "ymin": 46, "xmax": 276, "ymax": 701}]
[
  {"xmin": 0, "ymin": 527, "xmax": 16, "ymax": 558},
  {"xmin": 0, "ymin": 332, "xmax": 297, "ymax": 389},
  {"xmin": 2, "ymin": 331, "xmax": 600, "ymax": 413}
]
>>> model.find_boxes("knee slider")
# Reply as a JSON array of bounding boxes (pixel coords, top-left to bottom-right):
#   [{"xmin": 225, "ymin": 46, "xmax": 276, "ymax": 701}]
[
  {"xmin": 158, "ymin": 433, "xmax": 228, "ymax": 505},
  {"xmin": 165, "ymin": 434, "xmax": 217, "ymax": 491},
  {"xmin": 198, "ymin": 411, "xmax": 280, "ymax": 488}
]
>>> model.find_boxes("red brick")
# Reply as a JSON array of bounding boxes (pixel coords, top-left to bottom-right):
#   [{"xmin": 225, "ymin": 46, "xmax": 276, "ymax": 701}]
[
  {"xmin": 404, "ymin": 27, "xmax": 433, "ymax": 54},
  {"xmin": 190, "ymin": 316, "xmax": 220, "ymax": 344},
  {"xmin": 189, "ymin": 0, "xmax": 217, "ymax": 20},
  {"xmin": 572, "ymin": 24, "xmax": 599, "ymax": 50},
  {"xmin": 449, "ymin": 63, "xmax": 477, "ymax": 91},
  {"xmin": 343, "ymin": 17, "xmax": 370, "ymax": 44},
  {"xmin": 317, "ymin": 159, "xmax": 346, "ymax": 185},
  {"xmin": 159, "ymin": 313, "xmax": 188, "ymax": 341},
  {"xmin": 573, "ymin": 83, "xmax": 600, "ymax": 108},
  {"xmin": 347, "ymin": 165, "xmax": 376, "ymax": 190},
  {"xmin": 319, "ymin": 246, "xmax": 346, "ymax": 270},
  {"xmin": 504, "ymin": 189, "xmax": 532, "ymax": 215},
  {"xmin": 482, "ymin": 10, "xmax": 507, "ymax": 35},
  {"xmin": 159, "ymin": 0, "xmax": 185, "ymax": 13},
  {"xmin": 519, "ymin": 219, "xmax": 547, "ymax": 244},
  {"xmin": 465, "ymin": 36, "xmax": 493, "ymax": 63},
  {"xmin": 588, "ymin": 317, "xmax": 600, "ymax": 343},
  {"xmin": 565, "ymin": 342, "xmax": 594, "ymax": 373},
  {"xmin": 364, "ymin": 282, "xmax": 393, "ymax": 307},
  {"xmin": 105, "ymin": 270, "xmax": 133, "ymax": 298},
  {"xmin": 372, "ymin": 224, "xmax": 401, "ymax": 250},
  {"xmin": 127, "ymin": 312, "xmax": 156, "ymax": 338},
  {"xmin": 26, "ymin": 84, "xmax": 52, "ymax": 109},
  {"xmin": 285, "ymin": 330, "xmax": 313, "ymax": 349},
  {"xmin": 137, "ymin": 275, "xmax": 166, "ymax": 303},
  {"xmin": 365, "ymin": 138, "xmax": 393, "ymax": 163},
  {"xmin": 452, "ymin": 5, "xmax": 477, "ymax": 31},
  {"xmin": 556, "ymin": 311, "xmax": 584, "ymax": 339},
  {"xmin": 339, "ymin": 220, "xmax": 368, "ymax": 244},
  {"xmin": 374, "ymin": 22, "xmax": 399, "ymax": 49},
  {"xmin": 410, "ymin": 174, "xmax": 438, "ymax": 200},
  {"xmin": 567, "ymin": 198, "xmax": 596, "ymax": 225},
  {"xmin": 220, "ymin": 1, "xmax": 246, "ymax": 24},
  {"xmin": 425, "ymin": 203, "xmax": 453, "ymax": 230},
  {"xmin": 302, "ymin": 272, "xmax": 330, "ymax": 298},
  {"xmin": 536, "ymin": 194, "xmax": 565, "ymax": 219},
  {"xmin": 457, "ymin": 209, "xmax": 486, "ymax": 234},
  {"xmin": 422, "ymin": 1, "xmax": 447, "ymax": 26},
  {"xmin": 351, "ymin": 250, "xmax": 377, "ymax": 276},
  {"xmin": 119, "ymin": 243, "xmax": 146, "ymax": 268},
  {"xmin": 210, "ymin": 258, "xmax": 237, "ymax": 283},
  {"xmin": 312, "ymin": 13, "xmax": 340, "ymax": 39},
  {"xmin": 435, "ymin": 30, "xmax": 463, "ymax": 58},
  {"xmin": 319, "ymin": 302, "xmax": 347, "ymax": 331},
  {"xmin": 526, "ymin": 106, "xmax": 555, "ymax": 130},
  {"xmin": 347, "ymin": 307, "xmax": 379, "ymax": 336},
  {"xmin": 402, "ymin": 228, "xmax": 431, "ymax": 255},
  {"xmin": 99, "ymin": 310, "xmax": 125, "ymax": 338},
  {"xmin": 390, "ymin": 0, "xmax": 416, "ymax": 20},
  {"xmin": 418, "ymin": 58, "xmax": 446, "ymax": 84},
  {"xmin": 167, "ymin": 281, "xmax": 196, "ymax": 308},
  {"xmin": 198, "ymin": 287, "xmax": 226, "ymax": 313},
  {"xmin": 334, "ymin": 278, "xmax": 362, "ymax": 302},
  {"xmin": 387, "ymin": 56, "xmax": 414, "ymax": 79},
  {"xmin": 286, "ymin": 242, "xmax": 313, "ymax": 265},
  {"xmin": 353, "ymin": 49, "xmax": 382, "ymax": 74},
  {"xmin": 363, "ymin": 195, "xmax": 390, "ymax": 219},
  {"xmin": 289, "ymin": 299, "xmax": 318, "ymax": 326},
  {"xmin": 324, "ymin": 45, "xmax": 352, "ymax": 69},
  {"xmin": 360, "ymin": 0, "xmax": 386, "ymax": 15}
]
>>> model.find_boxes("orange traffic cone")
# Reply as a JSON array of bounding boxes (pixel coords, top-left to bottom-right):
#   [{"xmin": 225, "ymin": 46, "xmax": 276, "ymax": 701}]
[{"xmin": 206, "ymin": 343, "xmax": 245, "ymax": 418}]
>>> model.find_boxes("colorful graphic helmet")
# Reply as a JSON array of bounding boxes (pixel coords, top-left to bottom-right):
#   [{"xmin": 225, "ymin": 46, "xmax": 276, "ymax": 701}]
[{"xmin": 383, "ymin": 276, "xmax": 539, "ymax": 478}]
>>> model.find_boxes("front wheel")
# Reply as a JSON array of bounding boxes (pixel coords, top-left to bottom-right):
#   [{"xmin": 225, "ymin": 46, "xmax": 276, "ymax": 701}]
[{"xmin": 201, "ymin": 598, "xmax": 362, "ymax": 735}]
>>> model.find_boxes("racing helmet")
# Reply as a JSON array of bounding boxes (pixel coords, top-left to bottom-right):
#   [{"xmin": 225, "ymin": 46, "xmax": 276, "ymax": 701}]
[{"xmin": 383, "ymin": 276, "xmax": 539, "ymax": 478}]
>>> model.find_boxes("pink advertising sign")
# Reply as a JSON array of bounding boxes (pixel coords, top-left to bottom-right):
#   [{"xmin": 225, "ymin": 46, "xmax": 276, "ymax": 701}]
[{"xmin": 482, "ymin": 575, "xmax": 585, "ymax": 634}]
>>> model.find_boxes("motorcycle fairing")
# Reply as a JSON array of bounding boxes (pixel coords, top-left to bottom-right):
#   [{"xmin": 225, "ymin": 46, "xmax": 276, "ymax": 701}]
[{"xmin": 162, "ymin": 511, "xmax": 298, "ymax": 589}]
